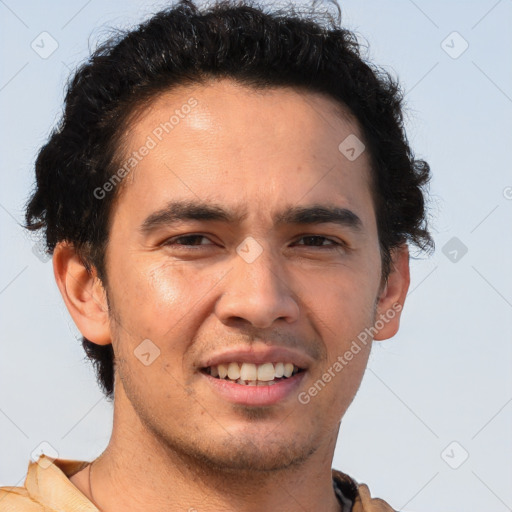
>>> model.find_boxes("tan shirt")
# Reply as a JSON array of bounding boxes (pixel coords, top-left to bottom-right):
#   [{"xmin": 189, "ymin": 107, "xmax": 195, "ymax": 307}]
[{"xmin": 0, "ymin": 455, "xmax": 397, "ymax": 511}]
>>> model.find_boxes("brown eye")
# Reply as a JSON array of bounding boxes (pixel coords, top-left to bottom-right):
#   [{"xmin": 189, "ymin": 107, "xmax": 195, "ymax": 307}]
[
  {"xmin": 163, "ymin": 234, "xmax": 213, "ymax": 247},
  {"xmin": 294, "ymin": 236, "xmax": 342, "ymax": 249}
]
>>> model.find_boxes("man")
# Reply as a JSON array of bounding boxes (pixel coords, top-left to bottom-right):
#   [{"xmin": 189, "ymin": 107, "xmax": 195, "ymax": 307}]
[{"xmin": 1, "ymin": 0, "xmax": 432, "ymax": 510}]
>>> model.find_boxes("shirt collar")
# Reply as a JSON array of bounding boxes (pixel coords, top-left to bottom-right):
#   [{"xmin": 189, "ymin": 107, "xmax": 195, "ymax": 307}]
[
  {"xmin": 25, "ymin": 455, "xmax": 98, "ymax": 511},
  {"xmin": 27, "ymin": 455, "xmax": 360, "ymax": 511}
]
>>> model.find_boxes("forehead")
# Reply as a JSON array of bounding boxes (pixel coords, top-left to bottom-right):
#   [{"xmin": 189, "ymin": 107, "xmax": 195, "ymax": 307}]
[{"xmin": 112, "ymin": 78, "xmax": 375, "ymax": 226}]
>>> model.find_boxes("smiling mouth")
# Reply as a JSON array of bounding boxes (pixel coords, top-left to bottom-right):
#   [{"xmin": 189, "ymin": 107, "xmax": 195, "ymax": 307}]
[{"xmin": 201, "ymin": 361, "xmax": 305, "ymax": 386}]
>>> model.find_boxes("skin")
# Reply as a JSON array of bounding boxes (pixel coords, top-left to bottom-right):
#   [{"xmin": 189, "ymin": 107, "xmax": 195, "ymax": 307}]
[{"xmin": 54, "ymin": 78, "xmax": 410, "ymax": 512}]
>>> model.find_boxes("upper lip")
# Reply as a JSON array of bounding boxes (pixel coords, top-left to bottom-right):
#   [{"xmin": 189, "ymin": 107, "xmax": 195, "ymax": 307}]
[{"xmin": 198, "ymin": 345, "xmax": 313, "ymax": 370}]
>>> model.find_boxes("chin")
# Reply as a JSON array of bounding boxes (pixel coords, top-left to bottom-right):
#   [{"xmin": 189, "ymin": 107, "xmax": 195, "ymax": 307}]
[{"xmin": 162, "ymin": 427, "xmax": 319, "ymax": 474}]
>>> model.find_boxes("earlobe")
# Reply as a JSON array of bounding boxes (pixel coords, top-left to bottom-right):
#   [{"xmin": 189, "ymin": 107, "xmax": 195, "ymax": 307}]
[
  {"xmin": 373, "ymin": 244, "xmax": 410, "ymax": 341},
  {"xmin": 52, "ymin": 241, "xmax": 112, "ymax": 346}
]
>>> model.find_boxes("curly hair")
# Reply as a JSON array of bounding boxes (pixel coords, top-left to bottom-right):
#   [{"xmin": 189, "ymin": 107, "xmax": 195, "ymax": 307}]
[{"xmin": 25, "ymin": 0, "xmax": 433, "ymax": 399}]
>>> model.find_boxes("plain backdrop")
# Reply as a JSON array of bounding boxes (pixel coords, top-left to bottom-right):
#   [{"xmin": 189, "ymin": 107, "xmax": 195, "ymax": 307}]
[{"xmin": 1, "ymin": 1, "xmax": 511, "ymax": 511}]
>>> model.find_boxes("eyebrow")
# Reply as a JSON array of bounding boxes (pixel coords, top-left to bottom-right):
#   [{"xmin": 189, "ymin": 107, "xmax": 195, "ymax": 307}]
[{"xmin": 139, "ymin": 199, "xmax": 363, "ymax": 235}]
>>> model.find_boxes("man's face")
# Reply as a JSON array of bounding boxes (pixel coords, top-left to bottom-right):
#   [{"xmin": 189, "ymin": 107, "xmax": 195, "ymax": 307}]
[{"xmin": 103, "ymin": 79, "xmax": 387, "ymax": 471}]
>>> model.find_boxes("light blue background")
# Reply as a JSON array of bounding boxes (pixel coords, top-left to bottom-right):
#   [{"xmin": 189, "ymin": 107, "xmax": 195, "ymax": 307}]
[{"xmin": 1, "ymin": 1, "xmax": 511, "ymax": 511}]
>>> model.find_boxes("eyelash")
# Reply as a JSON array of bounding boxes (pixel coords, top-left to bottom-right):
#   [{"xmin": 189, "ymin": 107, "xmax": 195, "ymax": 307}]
[{"xmin": 162, "ymin": 234, "xmax": 345, "ymax": 251}]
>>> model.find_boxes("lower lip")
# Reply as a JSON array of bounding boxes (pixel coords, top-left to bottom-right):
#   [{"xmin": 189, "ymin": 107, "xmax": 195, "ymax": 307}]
[{"xmin": 202, "ymin": 371, "xmax": 306, "ymax": 406}]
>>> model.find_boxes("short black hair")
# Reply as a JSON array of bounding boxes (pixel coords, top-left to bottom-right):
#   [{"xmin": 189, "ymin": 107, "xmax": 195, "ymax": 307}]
[{"xmin": 25, "ymin": 0, "xmax": 433, "ymax": 399}]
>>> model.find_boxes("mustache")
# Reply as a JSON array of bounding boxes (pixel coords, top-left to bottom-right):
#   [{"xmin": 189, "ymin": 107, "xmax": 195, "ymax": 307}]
[{"xmin": 192, "ymin": 329, "xmax": 325, "ymax": 362}]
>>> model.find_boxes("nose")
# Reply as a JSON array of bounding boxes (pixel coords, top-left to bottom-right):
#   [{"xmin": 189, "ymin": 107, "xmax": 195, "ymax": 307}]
[{"xmin": 215, "ymin": 241, "xmax": 300, "ymax": 329}]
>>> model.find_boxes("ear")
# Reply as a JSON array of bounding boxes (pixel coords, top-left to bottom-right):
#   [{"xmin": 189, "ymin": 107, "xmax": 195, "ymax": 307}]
[
  {"xmin": 373, "ymin": 244, "xmax": 410, "ymax": 341},
  {"xmin": 52, "ymin": 241, "xmax": 111, "ymax": 345}
]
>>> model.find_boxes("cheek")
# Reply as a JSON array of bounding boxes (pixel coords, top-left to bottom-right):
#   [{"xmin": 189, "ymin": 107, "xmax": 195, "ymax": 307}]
[
  {"xmin": 300, "ymin": 261, "xmax": 378, "ymax": 319},
  {"xmin": 305, "ymin": 269, "xmax": 377, "ymax": 382},
  {"xmin": 322, "ymin": 294, "xmax": 375, "ymax": 361},
  {"xmin": 109, "ymin": 258, "xmax": 225, "ymax": 346},
  {"xmin": 308, "ymin": 287, "xmax": 374, "ymax": 414}
]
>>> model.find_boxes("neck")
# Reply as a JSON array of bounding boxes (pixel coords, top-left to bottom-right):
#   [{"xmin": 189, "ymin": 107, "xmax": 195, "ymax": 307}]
[{"xmin": 79, "ymin": 385, "xmax": 343, "ymax": 512}]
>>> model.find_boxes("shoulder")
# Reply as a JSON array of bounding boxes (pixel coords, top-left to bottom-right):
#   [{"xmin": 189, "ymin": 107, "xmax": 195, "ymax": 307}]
[
  {"xmin": 332, "ymin": 468, "xmax": 399, "ymax": 512},
  {"xmin": 0, "ymin": 455, "xmax": 93, "ymax": 512},
  {"xmin": 0, "ymin": 485, "xmax": 44, "ymax": 511}
]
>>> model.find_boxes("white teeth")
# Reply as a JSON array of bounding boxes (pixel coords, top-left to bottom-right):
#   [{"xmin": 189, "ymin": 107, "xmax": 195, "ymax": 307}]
[
  {"xmin": 208, "ymin": 362, "xmax": 302, "ymax": 384},
  {"xmin": 257, "ymin": 362, "xmax": 275, "ymax": 381},
  {"xmin": 283, "ymin": 363, "xmax": 294, "ymax": 378},
  {"xmin": 218, "ymin": 363, "xmax": 228, "ymax": 379},
  {"xmin": 227, "ymin": 362, "xmax": 240, "ymax": 380},
  {"xmin": 240, "ymin": 363, "xmax": 257, "ymax": 381}
]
